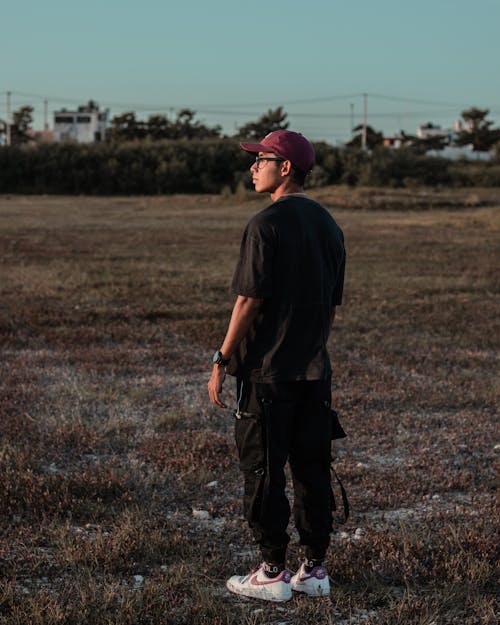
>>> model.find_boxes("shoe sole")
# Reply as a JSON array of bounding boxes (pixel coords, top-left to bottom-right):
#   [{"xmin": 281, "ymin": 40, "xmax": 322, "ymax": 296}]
[
  {"xmin": 292, "ymin": 588, "xmax": 330, "ymax": 596},
  {"xmin": 291, "ymin": 582, "xmax": 330, "ymax": 597},
  {"xmin": 226, "ymin": 580, "xmax": 292, "ymax": 602}
]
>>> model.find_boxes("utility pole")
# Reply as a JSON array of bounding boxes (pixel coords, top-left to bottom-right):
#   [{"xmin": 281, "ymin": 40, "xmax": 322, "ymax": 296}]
[
  {"xmin": 44, "ymin": 99, "xmax": 49, "ymax": 132},
  {"xmin": 6, "ymin": 91, "xmax": 11, "ymax": 146},
  {"xmin": 361, "ymin": 93, "xmax": 367, "ymax": 150},
  {"xmin": 350, "ymin": 103, "xmax": 354, "ymax": 138}
]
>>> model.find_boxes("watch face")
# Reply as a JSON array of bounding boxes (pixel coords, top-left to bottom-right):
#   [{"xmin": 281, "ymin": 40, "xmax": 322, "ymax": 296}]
[
  {"xmin": 212, "ymin": 350, "xmax": 222, "ymax": 364},
  {"xmin": 212, "ymin": 350, "xmax": 228, "ymax": 366}
]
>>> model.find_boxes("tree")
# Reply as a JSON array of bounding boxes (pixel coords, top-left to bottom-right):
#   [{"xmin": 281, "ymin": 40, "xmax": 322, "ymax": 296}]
[
  {"xmin": 398, "ymin": 130, "xmax": 448, "ymax": 154},
  {"xmin": 418, "ymin": 134, "xmax": 448, "ymax": 152},
  {"xmin": 11, "ymin": 106, "xmax": 34, "ymax": 144},
  {"xmin": 455, "ymin": 107, "xmax": 500, "ymax": 151},
  {"xmin": 107, "ymin": 112, "xmax": 146, "ymax": 141},
  {"xmin": 236, "ymin": 107, "xmax": 289, "ymax": 139},
  {"xmin": 146, "ymin": 114, "xmax": 173, "ymax": 140},
  {"xmin": 172, "ymin": 108, "xmax": 221, "ymax": 139},
  {"xmin": 108, "ymin": 108, "xmax": 221, "ymax": 142},
  {"xmin": 80, "ymin": 99, "xmax": 99, "ymax": 112},
  {"xmin": 346, "ymin": 124, "xmax": 384, "ymax": 149}
]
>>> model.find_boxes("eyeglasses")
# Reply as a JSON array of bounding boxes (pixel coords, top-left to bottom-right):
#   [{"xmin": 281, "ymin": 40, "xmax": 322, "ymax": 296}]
[{"xmin": 253, "ymin": 156, "xmax": 284, "ymax": 170}]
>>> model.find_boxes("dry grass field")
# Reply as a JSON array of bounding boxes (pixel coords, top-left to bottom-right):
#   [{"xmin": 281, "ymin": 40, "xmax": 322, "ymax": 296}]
[{"xmin": 0, "ymin": 188, "xmax": 498, "ymax": 625}]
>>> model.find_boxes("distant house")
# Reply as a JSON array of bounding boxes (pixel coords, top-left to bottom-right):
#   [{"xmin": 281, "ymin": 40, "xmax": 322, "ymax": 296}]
[
  {"xmin": 416, "ymin": 122, "xmax": 457, "ymax": 144},
  {"xmin": 383, "ymin": 135, "xmax": 405, "ymax": 148},
  {"xmin": 53, "ymin": 102, "xmax": 109, "ymax": 143}
]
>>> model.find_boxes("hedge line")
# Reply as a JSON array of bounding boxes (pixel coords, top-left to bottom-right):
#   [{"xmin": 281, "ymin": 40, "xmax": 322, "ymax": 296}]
[{"xmin": 0, "ymin": 140, "xmax": 499, "ymax": 194}]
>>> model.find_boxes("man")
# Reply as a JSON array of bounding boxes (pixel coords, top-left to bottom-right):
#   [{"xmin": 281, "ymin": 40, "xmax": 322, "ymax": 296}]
[{"xmin": 207, "ymin": 130, "xmax": 346, "ymax": 602}]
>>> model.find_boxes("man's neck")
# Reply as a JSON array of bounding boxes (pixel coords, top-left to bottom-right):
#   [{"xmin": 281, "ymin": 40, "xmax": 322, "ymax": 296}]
[{"xmin": 270, "ymin": 181, "xmax": 304, "ymax": 202}]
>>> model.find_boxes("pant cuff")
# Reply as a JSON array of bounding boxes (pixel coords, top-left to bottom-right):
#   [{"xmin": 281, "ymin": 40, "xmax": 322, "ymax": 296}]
[
  {"xmin": 304, "ymin": 545, "xmax": 328, "ymax": 560},
  {"xmin": 260, "ymin": 547, "xmax": 287, "ymax": 565}
]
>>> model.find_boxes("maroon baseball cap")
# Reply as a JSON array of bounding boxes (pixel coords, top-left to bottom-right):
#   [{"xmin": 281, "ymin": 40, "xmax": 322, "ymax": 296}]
[{"xmin": 240, "ymin": 130, "xmax": 315, "ymax": 174}]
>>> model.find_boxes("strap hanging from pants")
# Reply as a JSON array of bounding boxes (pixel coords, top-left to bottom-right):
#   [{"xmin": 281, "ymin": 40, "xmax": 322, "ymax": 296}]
[{"xmin": 331, "ymin": 465, "xmax": 349, "ymax": 523}]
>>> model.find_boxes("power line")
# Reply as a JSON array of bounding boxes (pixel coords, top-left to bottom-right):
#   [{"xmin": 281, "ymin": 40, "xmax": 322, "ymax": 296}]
[
  {"xmin": 195, "ymin": 92, "xmax": 476, "ymax": 110},
  {"xmin": 367, "ymin": 93, "xmax": 467, "ymax": 107},
  {"xmin": 7, "ymin": 91, "xmax": 180, "ymax": 111},
  {"xmin": 5, "ymin": 89, "xmax": 491, "ymax": 115},
  {"xmin": 200, "ymin": 93, "xmax": 364, "ymax": 108},
  {"xmin": 198, "ymin": 108, "xmax": 470, "ymax": 120}
]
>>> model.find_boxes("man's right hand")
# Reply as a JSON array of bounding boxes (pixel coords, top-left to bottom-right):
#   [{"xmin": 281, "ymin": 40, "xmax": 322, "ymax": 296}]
[{"xmin": 207, "ymin": 364, "xmax": 227, "ymax": 409}]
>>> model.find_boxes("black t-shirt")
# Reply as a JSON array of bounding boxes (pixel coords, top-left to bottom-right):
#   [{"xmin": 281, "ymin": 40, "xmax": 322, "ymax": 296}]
[{"xmin": 228, "ymin": 195, "xmax": 345, "ymax": 383}]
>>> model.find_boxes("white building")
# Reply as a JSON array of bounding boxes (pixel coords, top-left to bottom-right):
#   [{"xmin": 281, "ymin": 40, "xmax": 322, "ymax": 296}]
[
  {"xmin": 53, "ymin": 103, "xmax": 109, "ymax": 143},
  {"xmin": 416, "ymin": 122, "xmax": 457, "ymax": 143}
]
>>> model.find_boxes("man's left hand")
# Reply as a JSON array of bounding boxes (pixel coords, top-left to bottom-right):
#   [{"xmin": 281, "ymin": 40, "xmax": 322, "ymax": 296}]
[{"xmin": 207, "ymin": 365, "xmax": 227, "ymax": 408}]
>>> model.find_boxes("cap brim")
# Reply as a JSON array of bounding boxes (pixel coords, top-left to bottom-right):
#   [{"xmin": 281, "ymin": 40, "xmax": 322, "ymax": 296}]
[{"xmin": 239, "ymin": 141, "xmax": 268, "ymax": 154}]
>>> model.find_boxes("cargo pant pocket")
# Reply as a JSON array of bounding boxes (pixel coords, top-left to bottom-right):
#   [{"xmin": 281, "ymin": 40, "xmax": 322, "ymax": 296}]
[
  {"xmin": 234, "ymin": 410, "xmax": 265, "ymax": 473},
  {"xmin": 234, "ymin": 410, "xmax": 266, "ymax": 526}
]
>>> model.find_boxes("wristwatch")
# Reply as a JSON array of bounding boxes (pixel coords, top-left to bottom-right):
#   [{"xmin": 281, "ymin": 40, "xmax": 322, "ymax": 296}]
[{"xmin": 212, "ymin": 350, "xmax": 230, "ymax": 367}]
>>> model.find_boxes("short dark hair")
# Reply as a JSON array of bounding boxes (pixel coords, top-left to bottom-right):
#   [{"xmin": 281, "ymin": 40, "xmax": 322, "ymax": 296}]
[{"xmin": 290, "ymin": 166, "xmax": 307, "ymax": 186}]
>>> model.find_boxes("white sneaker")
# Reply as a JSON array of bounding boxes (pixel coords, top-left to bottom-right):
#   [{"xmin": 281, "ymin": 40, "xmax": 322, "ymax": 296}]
[
  {"xmin": 291, "ymin": 562, "xmax": 330, "ymax": 596},
  {"xmin": 226, "ymin": 563, "xmax": 292, "ymax": 602}
]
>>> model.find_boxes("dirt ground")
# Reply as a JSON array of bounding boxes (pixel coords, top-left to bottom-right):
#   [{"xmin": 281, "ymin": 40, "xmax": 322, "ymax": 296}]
[{"xmin": 0, "ymin": 189, "xmax": 498, "ymax": 624}]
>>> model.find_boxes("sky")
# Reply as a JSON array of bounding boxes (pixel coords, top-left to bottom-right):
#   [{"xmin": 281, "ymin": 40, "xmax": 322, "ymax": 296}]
[{"xmin": 1, "ymin": 0, "xmax": 499, "ymax": 144}]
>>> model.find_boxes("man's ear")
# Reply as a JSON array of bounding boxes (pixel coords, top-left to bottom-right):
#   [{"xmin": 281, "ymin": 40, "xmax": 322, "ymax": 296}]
[{"xmin": 280, "ymin": 160, "xmax": 293, "ymax": 176}]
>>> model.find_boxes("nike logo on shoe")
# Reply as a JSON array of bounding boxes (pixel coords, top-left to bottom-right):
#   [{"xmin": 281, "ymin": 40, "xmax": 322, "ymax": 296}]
[{"xmin": 297, "ymin": 569, "xmax": 327, "ymax": 581}]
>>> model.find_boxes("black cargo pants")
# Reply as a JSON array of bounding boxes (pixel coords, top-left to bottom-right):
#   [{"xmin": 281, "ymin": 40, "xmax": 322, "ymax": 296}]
[{"xmin": 234, "ymin": 377, "xmax": 333, "ymax": 564}]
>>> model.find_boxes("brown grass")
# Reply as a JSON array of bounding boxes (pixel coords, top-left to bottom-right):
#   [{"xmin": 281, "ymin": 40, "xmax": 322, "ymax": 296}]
[{"xmin": 0, "ymin": 188, "xmax": 498, "ymax": 624}]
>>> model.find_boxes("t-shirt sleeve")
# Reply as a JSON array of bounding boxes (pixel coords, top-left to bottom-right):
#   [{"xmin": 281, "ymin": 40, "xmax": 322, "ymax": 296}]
[
  {"xmin": 231, "ymin": 219, "xmax": 275, "ymax": 299},
  {"xmin": 331, "ymin": 248, "xmax": 346, "ymax": 306}
]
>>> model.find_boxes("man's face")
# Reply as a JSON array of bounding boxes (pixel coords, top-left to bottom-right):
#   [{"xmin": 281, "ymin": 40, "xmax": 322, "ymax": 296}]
[{"xmin": 250, "ymin": 152, "xmax": 284, "ymax": 194}]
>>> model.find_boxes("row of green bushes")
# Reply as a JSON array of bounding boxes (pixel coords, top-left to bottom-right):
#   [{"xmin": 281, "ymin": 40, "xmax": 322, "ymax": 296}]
[{"xmin": 0, "ymin": 140, "xmax": 499, "ymax": 194}]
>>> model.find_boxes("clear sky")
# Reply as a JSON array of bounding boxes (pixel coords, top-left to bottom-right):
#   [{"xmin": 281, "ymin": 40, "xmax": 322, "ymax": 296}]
[{"xmin": 2, "ymin": 0, "xmax": 499, "ymax": 143}]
